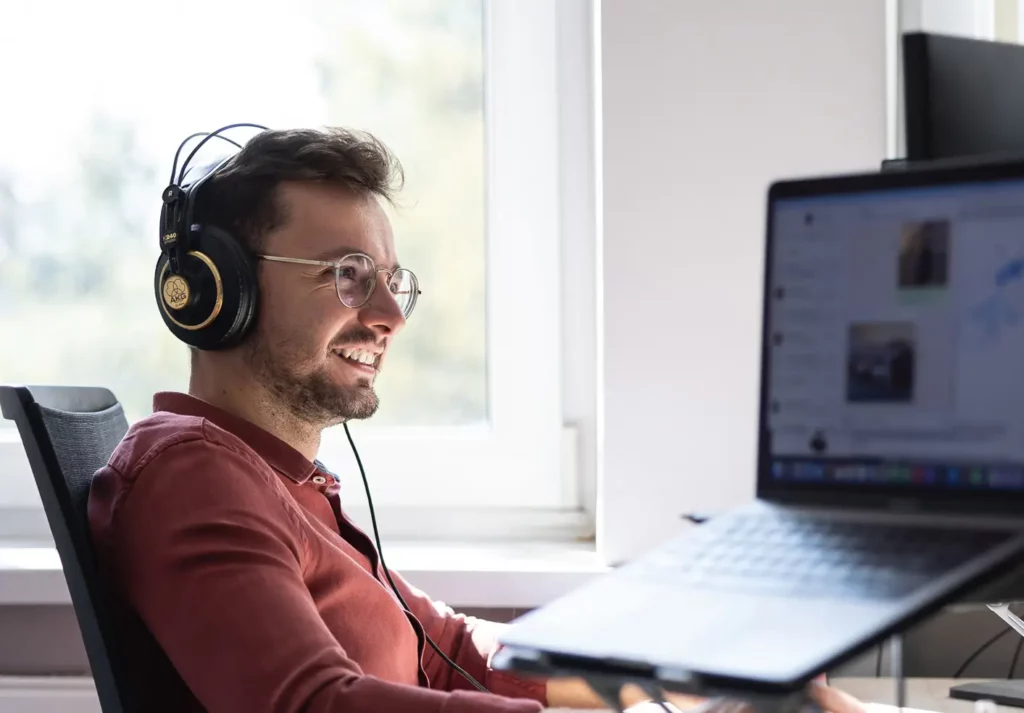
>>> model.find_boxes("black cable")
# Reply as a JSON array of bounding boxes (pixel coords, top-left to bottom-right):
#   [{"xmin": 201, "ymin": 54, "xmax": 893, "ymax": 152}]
[
  {"xmin": 169, "ymin": 132, "xmax": 243, "ymax": 186},
  {"xmin": 637, "ymin": 682, "xmax": 674, "ymax": 713},
  {"xmin": 954, "ymin": 628, "xmax": 1012, "ymax": 677},
  {"xmin": 1010, "ymin": 636, "xmax": 1023, "ymax": 679},
  {"xmin": 176, "ymin": 122, "xmax": 268, "ymax": 184},
  {"xmin": 875, "ymin": 645, "xmax": 884, "ymax": 677},
  {"xmin": 344, "ymin": 422, "xmax": 490, "ymax": 694}
]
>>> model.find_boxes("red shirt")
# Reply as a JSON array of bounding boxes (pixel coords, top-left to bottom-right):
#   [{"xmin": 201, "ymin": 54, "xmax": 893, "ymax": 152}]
[{"xmin": 88, "ymin": 391, "xmax": 548, "ymax": 713}]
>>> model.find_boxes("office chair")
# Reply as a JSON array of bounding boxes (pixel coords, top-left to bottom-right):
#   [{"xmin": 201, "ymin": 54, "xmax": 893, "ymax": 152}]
[{"xmin": 0, "ymin": 385, "xmax": 167, "ymax": 713}]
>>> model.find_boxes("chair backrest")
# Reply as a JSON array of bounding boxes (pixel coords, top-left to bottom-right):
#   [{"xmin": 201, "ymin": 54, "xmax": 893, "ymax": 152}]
[{"xmin": 0, "ymin": 385, "xmax": 135, "ymax": 713}]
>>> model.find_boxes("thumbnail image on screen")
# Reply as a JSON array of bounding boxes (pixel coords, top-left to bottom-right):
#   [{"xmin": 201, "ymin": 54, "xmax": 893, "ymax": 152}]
[
  {"xmin": 845, "ymin": 322, "xmax": 916, "ymax": 404},
  {"xmin": 898, "ymin": 219, "xmax": 950, "ymax": 289}
]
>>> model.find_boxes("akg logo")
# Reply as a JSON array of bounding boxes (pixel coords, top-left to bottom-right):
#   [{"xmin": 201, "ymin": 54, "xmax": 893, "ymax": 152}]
[{"xmin": 163, "ymin": 276, "xmax": 190, "ymax": 310}]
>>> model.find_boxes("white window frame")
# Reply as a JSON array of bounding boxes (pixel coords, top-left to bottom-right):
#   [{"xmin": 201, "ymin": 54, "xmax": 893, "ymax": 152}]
[
  {"xmin": 0, "ymin": 0, "xmax": 600, "ymax": 543},
  {"xmin": 897, "ymin": 0, "xmax": 995, "ymax": 40}
]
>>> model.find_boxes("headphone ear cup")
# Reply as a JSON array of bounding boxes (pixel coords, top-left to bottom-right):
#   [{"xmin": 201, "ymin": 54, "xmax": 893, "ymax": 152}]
[
  {"xmin": 204, "ymin": 225, "xmax": 260, "ymax": 348},
  {"xmin": 154, "ymin": 226, "xmax": 259, "ymax": 350}
]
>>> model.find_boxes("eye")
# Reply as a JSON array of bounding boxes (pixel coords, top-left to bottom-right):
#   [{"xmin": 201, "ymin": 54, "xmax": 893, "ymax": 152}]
[{"xmin": 336, "ymin": 255, "xmax": 375, "ymax": 286}]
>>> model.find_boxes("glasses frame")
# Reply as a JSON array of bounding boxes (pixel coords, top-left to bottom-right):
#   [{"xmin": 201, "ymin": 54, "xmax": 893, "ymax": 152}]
[{"xmin": 257, "ymin": 252, "xmax": 421, "ymax": 318}]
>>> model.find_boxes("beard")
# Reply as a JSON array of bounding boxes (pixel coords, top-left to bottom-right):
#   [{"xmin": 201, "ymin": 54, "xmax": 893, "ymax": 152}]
[{"xmin": 244, "ymin": 327, "xmax": 380, "ymax": 427}]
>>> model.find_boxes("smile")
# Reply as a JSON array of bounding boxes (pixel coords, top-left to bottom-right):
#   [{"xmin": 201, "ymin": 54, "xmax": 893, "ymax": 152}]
[{"xmin": 333, "ymin": 347, "xmax": 380, "ymax": 372}]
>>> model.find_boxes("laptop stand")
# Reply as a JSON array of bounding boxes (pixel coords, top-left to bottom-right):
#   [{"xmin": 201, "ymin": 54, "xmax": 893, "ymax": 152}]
[
  {"xmin": 513, "ymin": 638, "xmax": 911, "ymax": 713},
  {"xmin": 949, "ymin": 603, "xmax": 1024, "ymax": 708},
  {"xmin": 492, "ymin": 645, "xmax": 829, "ymax": 713}
]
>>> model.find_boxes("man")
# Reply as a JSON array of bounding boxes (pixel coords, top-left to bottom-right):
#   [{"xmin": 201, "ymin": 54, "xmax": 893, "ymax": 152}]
[{"xmin": 88, "ymin": 127, "xmax": 864, "ymax": 713}]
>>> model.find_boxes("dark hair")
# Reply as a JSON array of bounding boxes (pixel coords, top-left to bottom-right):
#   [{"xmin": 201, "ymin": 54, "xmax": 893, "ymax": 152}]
[{"xmin": 192, "ymin": 127, "xmax": 404, "ymax": 252}]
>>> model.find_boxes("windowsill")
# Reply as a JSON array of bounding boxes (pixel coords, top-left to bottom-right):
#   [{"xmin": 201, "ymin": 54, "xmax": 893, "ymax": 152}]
[{"xmin": 0, "ymin": 539, "xmax": 608, "ymax": 610}]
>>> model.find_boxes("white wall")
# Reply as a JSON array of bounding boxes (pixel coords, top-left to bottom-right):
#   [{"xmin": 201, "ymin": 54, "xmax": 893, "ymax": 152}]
[{"xmin": 598, "ymin": 0, "xmax": 889, "ymax": 564}]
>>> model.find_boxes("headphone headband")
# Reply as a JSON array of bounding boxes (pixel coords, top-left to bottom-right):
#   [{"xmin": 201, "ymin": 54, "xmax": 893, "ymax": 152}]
[{"xmin": 159, "ymin": 122, "xmax": 269, "ymax": 270}]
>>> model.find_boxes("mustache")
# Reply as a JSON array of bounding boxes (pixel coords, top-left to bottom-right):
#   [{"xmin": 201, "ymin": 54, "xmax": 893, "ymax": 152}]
[{"xmin": 330, "ymin": 327, "xmax": 382, "ymax": 350}]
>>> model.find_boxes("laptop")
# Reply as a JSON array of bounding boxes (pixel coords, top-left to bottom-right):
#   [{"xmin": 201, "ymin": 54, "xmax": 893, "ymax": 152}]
[{"xmin": 494, "ymin": 158, "xmax": 1024, "ymax": 696}]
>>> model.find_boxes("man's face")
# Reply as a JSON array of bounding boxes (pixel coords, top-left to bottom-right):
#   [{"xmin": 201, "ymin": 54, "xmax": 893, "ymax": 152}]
[{"xmin": 245, "ymin": 182, "xmax": 408, "ymax": 428}]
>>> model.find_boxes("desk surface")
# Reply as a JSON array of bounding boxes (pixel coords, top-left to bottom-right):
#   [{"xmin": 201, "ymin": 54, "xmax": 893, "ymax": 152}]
[{"xmin": 833, "ymin": 678, "xmax": 987, "ymax": 713}]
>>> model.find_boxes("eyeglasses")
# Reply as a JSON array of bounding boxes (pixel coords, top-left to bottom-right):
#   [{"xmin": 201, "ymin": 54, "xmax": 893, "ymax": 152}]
[{"xmin": 257, "ymin": 252, "xmax": 420, "ymax": 318}]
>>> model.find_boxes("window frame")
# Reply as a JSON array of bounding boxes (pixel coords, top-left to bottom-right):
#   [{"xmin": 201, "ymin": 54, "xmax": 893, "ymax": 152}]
[
  {"xmin": 0, "ymin": 0, "xmax": 600, "ymax": 541},
  {"xmin": 896, "ymin": 0, "xmax": 995, "ymax": 39}
]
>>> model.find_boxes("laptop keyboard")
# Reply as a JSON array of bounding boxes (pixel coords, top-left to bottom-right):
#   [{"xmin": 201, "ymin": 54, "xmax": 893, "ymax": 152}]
[{"xmin": 636, "ymin": 512, "xmax": 1013, "ymax": 600}]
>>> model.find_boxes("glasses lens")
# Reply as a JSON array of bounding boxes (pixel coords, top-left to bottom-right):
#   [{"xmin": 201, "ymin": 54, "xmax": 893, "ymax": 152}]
[
  {"xmin": 334, "ymin": 254, "xmax": 375, "ymax": 308},
  {"xmin": 389, "ymin": 268, "xmax": 419, "ymax": 317}
]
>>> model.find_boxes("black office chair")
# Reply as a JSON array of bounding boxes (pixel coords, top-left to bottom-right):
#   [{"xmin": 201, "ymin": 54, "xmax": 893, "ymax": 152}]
[{"xmin": 0, "ymin": 385, "xmax": 158, "ymax": 712}]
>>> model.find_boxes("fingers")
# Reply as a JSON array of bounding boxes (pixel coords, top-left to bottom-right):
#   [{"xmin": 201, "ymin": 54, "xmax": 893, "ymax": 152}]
[
  {"xmin": 624, "ymin": 703, "xmax": 687, "ymax": 713},
  {"xmin": 625, "ymin": 681, "xmax": 863, "ymax": 713},
  {"xmin": 689, "ymin": 698, "xmax": 757, "ymax": 713},
  {"xmin": 625, "ymin": 695, "xmax": 752, "ymax": 713},
  {"xmin": 664, "ymin": 691, "xmax": 709, "ymax": 711},
  {"xmin": 809, "ymin": 682, "xmax": 868, "ymax": 713}
]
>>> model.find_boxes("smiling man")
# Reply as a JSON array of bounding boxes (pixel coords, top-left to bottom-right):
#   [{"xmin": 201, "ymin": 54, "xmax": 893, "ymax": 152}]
[{"xmin": 87, "ymin": 128, "xmax": 865, "ymax": 713}]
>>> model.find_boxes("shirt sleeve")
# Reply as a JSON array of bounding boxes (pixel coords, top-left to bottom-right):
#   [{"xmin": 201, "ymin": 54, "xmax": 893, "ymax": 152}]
[
  {"xmin": 384, "ymin": 567, "xmax": 549, "ymax": 705},
  {"xmin": 89, "ymin": 434, "xmax": 543, "ymax": 713}
]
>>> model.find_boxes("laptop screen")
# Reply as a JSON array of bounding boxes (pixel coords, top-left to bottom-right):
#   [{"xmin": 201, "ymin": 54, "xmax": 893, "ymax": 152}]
[{"xmin": 765, "ymin": 175, "xmax": 1024, "ymax": 494}]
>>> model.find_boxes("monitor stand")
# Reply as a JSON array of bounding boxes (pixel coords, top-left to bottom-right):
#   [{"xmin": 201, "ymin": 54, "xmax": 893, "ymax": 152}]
[{"xmin": 949, "ymin": 604, "xmax": 1024, "ymax": 708}]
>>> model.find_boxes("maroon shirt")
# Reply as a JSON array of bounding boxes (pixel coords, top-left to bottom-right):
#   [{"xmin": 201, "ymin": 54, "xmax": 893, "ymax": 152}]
[{"xmin": 88, "ymin": 392, "xmax": 548, "ymax": 713}]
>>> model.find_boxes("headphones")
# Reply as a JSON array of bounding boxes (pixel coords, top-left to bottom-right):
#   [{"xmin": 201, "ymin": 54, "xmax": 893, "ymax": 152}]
[{"xmin": 155, "ymin": 123, "xmax": 270, "ymax": 350}]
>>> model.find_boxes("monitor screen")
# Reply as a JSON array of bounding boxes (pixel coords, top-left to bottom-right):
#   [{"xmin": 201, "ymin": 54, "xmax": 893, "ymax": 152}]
[{"xmin": 765, "ymin": 177, "xmax": 1024, "ymax": 494}]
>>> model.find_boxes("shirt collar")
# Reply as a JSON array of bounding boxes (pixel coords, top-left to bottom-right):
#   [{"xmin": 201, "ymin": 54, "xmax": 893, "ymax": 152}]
[{"xmin": 152, "ymin": 391, "xmax": 320, "ymax": 484}]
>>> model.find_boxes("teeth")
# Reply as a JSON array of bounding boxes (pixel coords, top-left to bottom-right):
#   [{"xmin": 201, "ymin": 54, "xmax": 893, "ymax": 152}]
[{"xmin": 340, "ymin": 348, "xmax": 376, "ymax": 366}]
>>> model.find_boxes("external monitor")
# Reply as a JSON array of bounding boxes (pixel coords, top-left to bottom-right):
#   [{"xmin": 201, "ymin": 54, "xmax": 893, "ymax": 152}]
[{"xmin": 903, "ymin": 32, "xmax": 1024, "ymax": 163}]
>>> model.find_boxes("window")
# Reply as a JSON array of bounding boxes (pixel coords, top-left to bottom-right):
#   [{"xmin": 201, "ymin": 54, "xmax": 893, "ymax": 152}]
[{"xmin": 0, "ymin": 0, "xmax": 595, "ymax": 539}]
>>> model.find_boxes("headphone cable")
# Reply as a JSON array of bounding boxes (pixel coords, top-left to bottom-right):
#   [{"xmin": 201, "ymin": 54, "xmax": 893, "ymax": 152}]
[
  {"xmin": 175, "ymin": 122, "xmax": 269, "ymax": 184},
  {"xmin": 169, "ymin": 132, "xmax": 242, "ymax": 185},
  {"xmin": 343, "ymin": 422, "xmax": 490, "ymax": 694}
]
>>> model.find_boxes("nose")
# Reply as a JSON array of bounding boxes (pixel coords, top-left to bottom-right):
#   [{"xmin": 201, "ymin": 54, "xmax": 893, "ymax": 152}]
[{"xmin": 358, "ymin": 273, "xmax": 407, "ymax": 336}]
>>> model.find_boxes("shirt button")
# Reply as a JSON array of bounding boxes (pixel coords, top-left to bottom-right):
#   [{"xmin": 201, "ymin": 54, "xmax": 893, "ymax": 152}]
[{"xmin": 312, "ymin": 475, "xmax": 327, "ymax": 485}]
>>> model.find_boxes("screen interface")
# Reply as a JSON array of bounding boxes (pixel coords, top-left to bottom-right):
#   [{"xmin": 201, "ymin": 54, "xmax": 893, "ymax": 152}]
[{"xmin": 767, "ymin": 178, "xmax": 1024, "ymax": 493}]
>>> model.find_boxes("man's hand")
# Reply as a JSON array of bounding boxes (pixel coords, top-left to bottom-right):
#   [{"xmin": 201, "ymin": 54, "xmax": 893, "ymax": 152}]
[
  {"xmin": 544, "ymin": 677, "xmax": 867, "ymax": 713},
  {"xmin": 546, "ymin": 675, "xmax": 866, "ymax": 713},
  {"xmin": 623, "ymin": 680, "xmax": 867, "ymax": 713},
  {"xmin": 808, "ymin": 679, "xmax": 867, "ymax": 713},
  {"xmin": 546, "ymin": 677, "xmax": 704, "ymax": 710}
]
